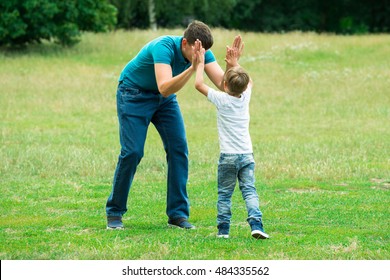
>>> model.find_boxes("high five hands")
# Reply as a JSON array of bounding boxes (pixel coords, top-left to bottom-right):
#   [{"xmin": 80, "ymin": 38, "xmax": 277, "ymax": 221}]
[
  {"xmin": 192, "ymin": 35, "xmax": 244, "ymax": 69},
  {"xmin": 225, "ymin": 35, "xmax": 244, "ymax": 66},
  {"xmin": 192, "ymin": 39, "xmax": 205, "ymax": 69}
]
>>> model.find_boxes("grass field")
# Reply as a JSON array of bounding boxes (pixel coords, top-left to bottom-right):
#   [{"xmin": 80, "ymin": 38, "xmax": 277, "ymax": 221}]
[{"xmin": 0, "ymin": 29, "xmax": 389, "ymax": 260}]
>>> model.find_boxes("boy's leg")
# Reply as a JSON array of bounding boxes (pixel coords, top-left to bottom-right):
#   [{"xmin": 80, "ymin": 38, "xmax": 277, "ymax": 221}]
[
  {"xmin": 217, "ymin": 154, "xmax": 238, "ymax": 226},
  {"xmin": 238, "ymin": 154, "xmax": 269, "ymax": 239},
  {"xmin": 237, "ymin": 154, "xmax": 263, "ymax": 223}
]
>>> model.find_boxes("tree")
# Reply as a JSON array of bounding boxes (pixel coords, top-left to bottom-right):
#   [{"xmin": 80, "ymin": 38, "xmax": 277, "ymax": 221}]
[
  {"xmin": 108, "ymin": 0, "xmax": 148, "ymax": 29},
  {"xmin": 0, "ymin": 0, "xmax": 117, "ymax": 47},
  {"xmin": 108, "ymin": 0, "xmax": 390, "ymax": 34},
  {"xmin": 148, "ymin": 0, "xmax": 157, "ymax": 30}
]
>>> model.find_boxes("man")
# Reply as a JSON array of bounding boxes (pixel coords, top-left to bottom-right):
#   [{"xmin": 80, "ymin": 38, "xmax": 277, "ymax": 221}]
[{"xmin": 106, "ymin": 20, "xmax": 243, "ymax": 230}]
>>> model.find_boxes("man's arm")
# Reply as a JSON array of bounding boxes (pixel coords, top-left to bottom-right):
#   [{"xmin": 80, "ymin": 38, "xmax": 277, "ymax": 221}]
[
  {"xmin": 155, "ymin": 64, "xmax": 195, "ymax": 97},
  {"xmin": 154, "ymin": 39, "xmax": 202, "ymax": 97}
]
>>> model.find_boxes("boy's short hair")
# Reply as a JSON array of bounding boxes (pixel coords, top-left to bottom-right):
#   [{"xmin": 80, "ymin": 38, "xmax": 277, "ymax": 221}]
[
  {"xmin": 224, "ymin": 66, "xmax": 250, "ymax": 95},
  {"xmin": 183, "ymin": 20, "xmax": 213, "ymax": 50}
]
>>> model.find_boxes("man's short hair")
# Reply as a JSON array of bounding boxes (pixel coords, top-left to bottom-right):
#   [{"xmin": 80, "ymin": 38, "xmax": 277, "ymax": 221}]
[{"xmin": 183, "ymin": 20, "xmax": 213, "ymax": 50}]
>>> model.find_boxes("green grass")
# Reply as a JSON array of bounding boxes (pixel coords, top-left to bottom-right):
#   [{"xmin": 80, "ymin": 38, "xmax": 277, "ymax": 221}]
[{"xmin": 0, "ymin": 30, "xmax": 389, "ymax": 260}]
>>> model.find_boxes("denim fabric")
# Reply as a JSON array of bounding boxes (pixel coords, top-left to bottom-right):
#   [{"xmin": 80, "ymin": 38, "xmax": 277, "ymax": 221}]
[
  {"xmin": 217, "ymin": 153, "xmax": 263, "ymax": 225},
  {"xmin": 106, "ymin": 84, "xmax": 189, "ymax": 219}
]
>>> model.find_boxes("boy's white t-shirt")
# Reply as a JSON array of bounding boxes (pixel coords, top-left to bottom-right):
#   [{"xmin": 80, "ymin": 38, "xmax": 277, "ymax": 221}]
[{"xmin": 207, "ymin": 86, "xmax": 253, "ymax": 154}]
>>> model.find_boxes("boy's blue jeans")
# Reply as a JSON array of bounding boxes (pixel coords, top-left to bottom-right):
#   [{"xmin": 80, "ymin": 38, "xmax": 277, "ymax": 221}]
[
  {"xmin": 217, "ymin": 153, "xmax": 263, "ymax": 225},
  {"xmin": 106, "ymin": 84, "xmax": 189, "ymax": 220}
]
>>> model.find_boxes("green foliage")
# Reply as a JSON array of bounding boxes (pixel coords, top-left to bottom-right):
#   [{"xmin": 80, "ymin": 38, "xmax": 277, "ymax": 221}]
[
  {"xmin": 155, "ymin": 0, "xmax": 195, "ymax": 27},
  {"xmin": 108, "ymin": 0, "xmax": 390, "ymax": 34},
  {"xmin": 108, "ymin": 0, "xmax": 148, "ymax": 29},
  {"xmin": 107, "ymin": 0, "xmax": 239, "ymax": 28},
  {"xmin": 0, "ymin": 0, "xmax": 117, "ymax": 47},
  {"xmin": 191, "ymin": 0, "xmax": 258, "ymax": 28},
  {"xmin": 1, "ymin": 0, "xmax": 388, "ymax": 46},
  {"xmin": 339, "ymin": 17, "xmax": 369, "ymax": 34}
]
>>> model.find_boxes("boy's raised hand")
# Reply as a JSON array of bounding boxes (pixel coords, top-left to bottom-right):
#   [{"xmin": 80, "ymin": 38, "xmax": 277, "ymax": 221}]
[
  {"xmin": 194, "ymin": 42, "xmax": 208, "ymax": 96},
  {"xmin": 225, "ymin": 35, "xmax": 244, "ymax": 68},
  {"xmin": 232, "ymin": 35, "xmax": 244, "ymax": 55},
  {"xmin": 192, "ymin": 39, "xmax": 204, "ymax": 69},
  {"xmin": 225, "ymin": 47, "xmax": 238, "ymax": 67},
  {"xmin": 197, "ymin": 47, "xmax": 205, "ymax": 65}
]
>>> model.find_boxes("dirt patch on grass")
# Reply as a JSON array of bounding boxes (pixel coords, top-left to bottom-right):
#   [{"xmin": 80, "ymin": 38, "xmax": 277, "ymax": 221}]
[
  {"xmin": 370, "ymin": 178, "xmax": 390, "ymax": 190},
  {"xmin": 287, "ymin": 188, "xmax": 323, "ymax": 193}
]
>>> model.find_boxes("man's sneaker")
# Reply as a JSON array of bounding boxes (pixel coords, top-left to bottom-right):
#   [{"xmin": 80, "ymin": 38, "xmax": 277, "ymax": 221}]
[
  {"xmin": 217, "ymin": 223, "xmax": 230, "ymax": 238},
  {"xmin": 250, "ymin": 221, "xmax": 269, "ymax": 239},
  {"xmin": 168, "ymin": 218, "xmax": 195, "ymax": 229},
  {"xmin": 107, "ymin": 216, "xmax": 124, "ymax": 230}
]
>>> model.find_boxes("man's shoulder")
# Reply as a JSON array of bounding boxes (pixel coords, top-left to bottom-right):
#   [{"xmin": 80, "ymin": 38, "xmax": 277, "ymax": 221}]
[
  {"xmin": 150, "ymin": 36, "xmax": 181, "ymax": 54},
  {"xmin": 147, "ymin": 36, "xmax": 181, "ymax": 62},
  {"xmin": 152, "ymin": 35, "xmax": 181, "ymax": 46}
]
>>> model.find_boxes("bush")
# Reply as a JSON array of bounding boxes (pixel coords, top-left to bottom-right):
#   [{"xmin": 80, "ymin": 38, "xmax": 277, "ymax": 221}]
[
  {"xmin": 0, "ymin": 0, "xmax": 117, "ymax": 47},
  {"xmin": 108, "ymin": 0, "xmax": 390, "ymax": 34}
]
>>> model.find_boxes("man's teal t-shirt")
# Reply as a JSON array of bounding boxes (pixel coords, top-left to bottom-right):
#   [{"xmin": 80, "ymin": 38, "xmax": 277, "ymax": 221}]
[{"xmin": 118, "ymin": 36, "xmax": 216, "ymax": 92}]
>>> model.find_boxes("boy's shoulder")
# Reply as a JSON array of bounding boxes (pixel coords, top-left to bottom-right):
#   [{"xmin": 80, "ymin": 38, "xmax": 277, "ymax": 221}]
[
  {"xmin": 208, "ymin": 88, "xmax": 228, "ymax": 99},
  {"xmin": 242, "ymin": 85, "xmax": 252, "ymax": 97},
  {"xmin": 207, "ymin": 88, "xmax": 229, "ymax": 105}
]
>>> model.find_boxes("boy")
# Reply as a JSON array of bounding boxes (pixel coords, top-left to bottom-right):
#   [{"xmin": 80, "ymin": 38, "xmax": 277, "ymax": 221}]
[{"xmin": 194, "ymin": 41, "xmax": 269, "ymax": 239}]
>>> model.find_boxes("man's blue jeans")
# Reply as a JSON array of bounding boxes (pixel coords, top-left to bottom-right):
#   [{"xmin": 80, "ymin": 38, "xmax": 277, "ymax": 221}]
[
  {"xmin": 106, "ymin": 84, "xmax": 189, "ymax": 220},
  {"xmin": 217, "ymin": 153, "xmax": 263, "ymax": 225}
]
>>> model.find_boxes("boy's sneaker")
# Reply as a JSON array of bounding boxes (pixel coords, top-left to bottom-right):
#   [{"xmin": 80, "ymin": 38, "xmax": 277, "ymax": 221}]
[
  {"xmin": 107, "ymin": 216, "xmax": 124, "ymax": 230},
  {"xmin": 250, "ymin": 221, "xmax": 269, "ymax": 239},
  {"xmin": 217, "ymin": 223, "xmax": 230, "ymax": 238},
  {"xmin": 168, "ymin": 218, "xmax": 196, "ymax": 229}
]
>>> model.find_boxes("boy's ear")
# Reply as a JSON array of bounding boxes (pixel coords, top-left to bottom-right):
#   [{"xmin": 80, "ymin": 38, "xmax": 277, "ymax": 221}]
[{"xmin": 223, "ymin": 80, "xmax": 228, "ymax": 91}]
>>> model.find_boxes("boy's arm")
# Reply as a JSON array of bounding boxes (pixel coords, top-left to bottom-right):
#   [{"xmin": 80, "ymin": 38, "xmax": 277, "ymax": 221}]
[
  {"xmin": 204, "ymin": 35, "xmax": 244, "ymax": 91},
  {"xmin": 225, "ymin": 35, "xmax": 243, "ymax": 69},
  {"xmin": 194, "ymin": 47, "xmax": 209, "ymax": 96},
  {"xmin": 204, "ymin": 61, "xmax": 224, "ymax": 92},
  {"xmin": 225, "ymin": 47, "xmax": 239, "ymax": 69}
]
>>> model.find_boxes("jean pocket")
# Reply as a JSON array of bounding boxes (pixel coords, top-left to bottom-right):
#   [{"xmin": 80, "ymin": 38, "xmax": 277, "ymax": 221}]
[
  {"xmin": 219, "ymin": 154, "xmax": 237, "ymax": 165},
  {"xmin": 121, "ymin": 87, "xmax": 141, "ymax": 102}
]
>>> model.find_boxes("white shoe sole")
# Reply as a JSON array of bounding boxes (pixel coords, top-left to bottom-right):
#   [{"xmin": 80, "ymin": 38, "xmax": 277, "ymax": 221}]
[
  {"xmin": 106, "ymin": 226, "xmax": 124, "ymax": 230},
  {"xmin": 251, "ymin": 230, "xmax": 269, "ymax": 239},
  {"xmin": 217, "ymin": 234, "xmax": 229, "ymax": 239}
]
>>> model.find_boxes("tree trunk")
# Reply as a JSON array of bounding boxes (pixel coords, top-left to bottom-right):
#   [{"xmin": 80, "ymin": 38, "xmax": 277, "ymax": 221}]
[{"xmin": 148, "ymin": 0, "xmax": 157, "ymax": 31}]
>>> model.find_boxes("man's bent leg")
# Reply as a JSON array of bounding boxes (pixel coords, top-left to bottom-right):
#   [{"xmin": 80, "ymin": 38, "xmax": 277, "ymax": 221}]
[
  {"xmin": 152, "ymin": 95, "xmax": 189, "ymax": 220},
  {"xmin": 106, "ymin": 87, "xmax": 156, "ymax": 217}
]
